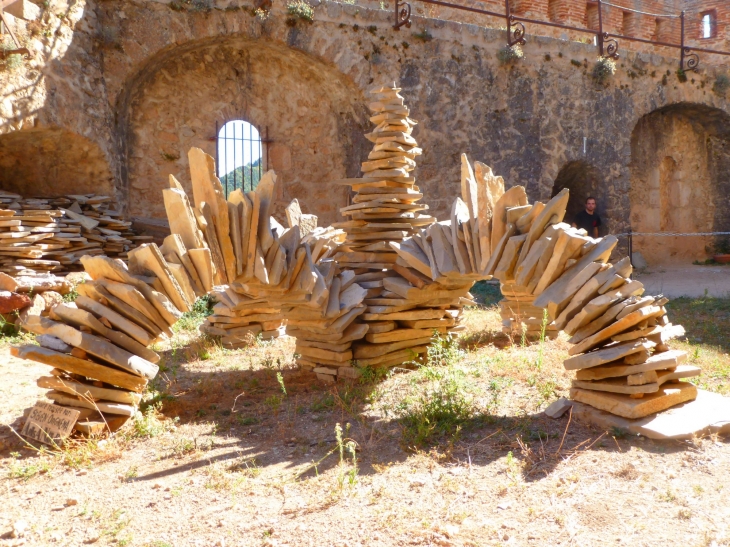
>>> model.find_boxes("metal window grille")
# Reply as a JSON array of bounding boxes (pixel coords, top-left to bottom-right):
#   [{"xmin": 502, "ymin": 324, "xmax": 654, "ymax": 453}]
[{"xmin": 215, "ymin": 120, "xmax": 269, "ymax": 197}]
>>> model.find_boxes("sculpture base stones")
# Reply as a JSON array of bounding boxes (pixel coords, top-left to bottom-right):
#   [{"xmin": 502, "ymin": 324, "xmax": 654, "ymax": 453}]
[
  {"xmin": 499, "ymin": 282, "xmax": 558, "ymax": 340},
  {"xmin": 560, "ymin": 388, "xmax": 730, "ymax": 440}
]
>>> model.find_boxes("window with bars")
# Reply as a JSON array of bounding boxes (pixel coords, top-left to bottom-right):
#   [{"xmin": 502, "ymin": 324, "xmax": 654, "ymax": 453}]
[{"xmin": 216, "ymin": 120, "xmax": 264, "ymax": 197}]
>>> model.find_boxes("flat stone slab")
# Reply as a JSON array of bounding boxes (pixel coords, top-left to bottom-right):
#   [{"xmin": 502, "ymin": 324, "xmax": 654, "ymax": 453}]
[{"xmin": 566, "ymin": 388, "xmax": 730, "ymax": 440}]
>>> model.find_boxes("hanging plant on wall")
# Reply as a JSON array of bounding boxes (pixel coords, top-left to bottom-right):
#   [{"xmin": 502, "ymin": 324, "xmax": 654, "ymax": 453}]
[
  {"xmin": 713, "ymin": 74, "xmax": 730, "ymax": 97},
  {"xmin": 497, "ymin": 44, "xmax": 524, "ymax": 66},
  {"xmin": 592, "ymin": 56, "xmax": 616, "ymax": 84}
]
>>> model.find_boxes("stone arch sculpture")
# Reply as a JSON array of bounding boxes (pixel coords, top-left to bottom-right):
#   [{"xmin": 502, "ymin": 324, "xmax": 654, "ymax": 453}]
[
  {"xmin": 629, "ymin": 102, "xmax": 730, "ymax": 265},
  {"xmin": 14, "ymin": 86, "xmax": 699, "ymax": 442}
]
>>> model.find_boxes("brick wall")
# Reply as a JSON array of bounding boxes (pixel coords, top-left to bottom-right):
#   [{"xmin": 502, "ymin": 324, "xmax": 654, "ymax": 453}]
[{"xmin": 419, "ymin": 0, "xmax": 730, "ymax": 63}]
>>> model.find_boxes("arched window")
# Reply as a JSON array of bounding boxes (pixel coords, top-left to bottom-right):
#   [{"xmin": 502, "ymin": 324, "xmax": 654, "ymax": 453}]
[{"xmin": 216, "ymin": 120, "xmax": 263, "ymax": 197}]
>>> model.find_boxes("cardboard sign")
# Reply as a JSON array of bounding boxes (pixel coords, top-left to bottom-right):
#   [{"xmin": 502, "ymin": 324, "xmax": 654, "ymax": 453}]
[{"xmin": 21, "ymin": 402, "xmax": 80, "ymax": 445}]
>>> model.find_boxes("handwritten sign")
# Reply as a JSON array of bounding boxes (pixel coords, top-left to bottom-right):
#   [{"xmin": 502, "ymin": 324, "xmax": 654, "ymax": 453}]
[{"xmin": 21, "ymin": 402, "xmax": 80, "ymax": 445}]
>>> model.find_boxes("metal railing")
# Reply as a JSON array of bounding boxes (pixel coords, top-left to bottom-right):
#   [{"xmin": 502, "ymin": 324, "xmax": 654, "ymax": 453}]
[
  {"xmin": 612, "ymin": 230, "xmax": 730, "ymax": 268},
  {"xmin": 393, "ymin": 0, "xmax": 730, "ymax": 71}
]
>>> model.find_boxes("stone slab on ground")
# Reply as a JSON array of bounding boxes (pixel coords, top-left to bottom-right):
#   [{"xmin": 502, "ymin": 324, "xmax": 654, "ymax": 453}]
[{"xmin": 566, "ymin": 388, "xmax": 730, "ymax": 440}]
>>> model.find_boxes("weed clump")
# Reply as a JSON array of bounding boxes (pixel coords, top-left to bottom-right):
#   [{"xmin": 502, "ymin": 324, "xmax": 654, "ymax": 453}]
[
  {"xmin": 286, "ymin": 0, "xmax": 314, "ymax": 25},
  {"xmin": 592, "ymin": 56, "xmax": 616, "ymax": 83},
  {"xmin": 0, "ymin": 36, "xmax": 23, "ymax": 72},
  {"xmin": 498, "ymin": 45, "xmax": 524, "ymax": 65},
  {"xmin": 173, "ymin": 294, "xmax": 214, "ymax": 333},
  {"xmin": 713, "ymin": 73, "xmax": 730, "ymax": 96},
  {"xmin": 128, "ymin": 404, "xmax": 177, "ymax": 439},
  {"xmin": 412, "ymin": 29, "xmax": 433, "ymax": 42},
  {"xmin": 395, "ymin": 334, "xmax": 476, "ymax": 448}
]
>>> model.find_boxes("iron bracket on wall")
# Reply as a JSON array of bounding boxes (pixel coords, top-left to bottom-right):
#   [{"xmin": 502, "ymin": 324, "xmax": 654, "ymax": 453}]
[
  {"xmin": 595, "ymin": 0, "xmax": 619, "ymax": 59},
  {"xmin": 679, "ymin": 11, "xmax": 700, "ymax": 72},
  {"xmin": 393, "ymin": 0, "xmax": 412, "ymax": 30},
  {"xmin": 507, "ymin": 15, "xmax": 526, "ymax": 47},
  {"xmin": 503, "ymin": 0, "xmax": 526, "ymax": 47}
]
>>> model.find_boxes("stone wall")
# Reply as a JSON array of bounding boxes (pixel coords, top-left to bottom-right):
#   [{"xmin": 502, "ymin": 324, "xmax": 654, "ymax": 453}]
[
  {"xmin": 2, "ymin": 0, "xmax": 730, "ymax": 265},
  {"xmin": 124, "ymin": 37, "xmax": 369, "ymax": 225},
  {"xmin": 629, "ymin": 104, "xmax": 730, "ymax": 264}
]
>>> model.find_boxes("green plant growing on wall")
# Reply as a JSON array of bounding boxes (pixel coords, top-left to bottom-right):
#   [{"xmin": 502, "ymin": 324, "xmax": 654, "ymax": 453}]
[
  {"xmin": 497, "ymin": 45, "xmax": 523, "ymax": 66},
  {"xmin": 0, "ymin": 36, "xmax": 24, "ymax": 72},
  {"xmin": 592, "ymin": 56, "xmax": 616, "ymax": 83},
  {"xmin": 676, "ymin": 68, "xmax": 688, "ymax": 83},
  {"xmin": 713, "ymin": 74, "xmax": 730, "ymax": 96},
  {"xmin": 286, "ymin": 0, "xmax": 314, "ymax": 25},
  {"xmin": 412, "ymin": 29, "xmax": 433, "ymax": 42},
  {"xmin": 254, "ymin": 6, "xmax": 271, "ymax": 20}
]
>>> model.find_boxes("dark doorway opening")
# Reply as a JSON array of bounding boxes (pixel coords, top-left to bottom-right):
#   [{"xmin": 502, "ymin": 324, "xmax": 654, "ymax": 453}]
[{"xmin": 551, "ymin": 160, "xmax": 603, "ymax": 234}]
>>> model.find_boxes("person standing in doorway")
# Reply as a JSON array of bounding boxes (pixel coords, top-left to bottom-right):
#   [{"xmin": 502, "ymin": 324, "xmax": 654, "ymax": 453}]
[{"xmin": 572, "ymin": 196, "xmax": 602, "ymax": 238}]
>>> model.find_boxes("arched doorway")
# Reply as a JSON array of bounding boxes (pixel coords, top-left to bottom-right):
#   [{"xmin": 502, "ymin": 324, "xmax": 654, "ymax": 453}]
[
  {"xmin": 551, "ymin": 160, "xmax": 604, "ymax": 234},
  {"xmin": 0, "ymin": 127, "xmax": 114, "ymax": 197},
  {"xmin": 629, "ymin": 103, "xmax": 730, "ymax": 265}
]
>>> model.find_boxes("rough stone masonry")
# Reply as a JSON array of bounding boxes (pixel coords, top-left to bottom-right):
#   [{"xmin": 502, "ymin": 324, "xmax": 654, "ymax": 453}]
[{"xmin": 1, "ymin": 0, "xmax": 730, "ymax": 265}]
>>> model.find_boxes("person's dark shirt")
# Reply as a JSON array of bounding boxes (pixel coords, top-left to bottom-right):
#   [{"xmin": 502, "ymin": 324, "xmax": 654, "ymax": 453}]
[{"xmin": 574, "ymin": 209, "xmax": 601, "ymax": 234}]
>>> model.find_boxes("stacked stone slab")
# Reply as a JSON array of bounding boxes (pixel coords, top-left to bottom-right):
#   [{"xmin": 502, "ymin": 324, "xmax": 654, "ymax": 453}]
[
  {"xmin": 203, "ymin": 223, "xmax": 346, "ymax": 349},
  {"xmin": 0, "ymin": 191, "xmax": 149, "ymax": 275},
  {"xmin": 13, "ymin": 252, "xmax": 188, "ymax": 435},
  {"xmin": 479, "ymin": 184, "xmax": 699, "ymax": 419}
]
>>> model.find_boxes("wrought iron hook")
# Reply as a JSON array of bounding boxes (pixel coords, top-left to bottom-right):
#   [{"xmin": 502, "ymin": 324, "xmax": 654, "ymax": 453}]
[
  {"xmin": 394, "ymin": 0, "xmax": 412, "ymax": 30},
  {"xmin": 507, "ymin": 16, "xmax": 526, "ymax": 47}
]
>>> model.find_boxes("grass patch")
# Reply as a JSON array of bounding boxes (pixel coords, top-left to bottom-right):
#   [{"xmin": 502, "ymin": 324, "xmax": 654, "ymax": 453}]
[
  {"xmin": 665, "ymin": 295, "xmax": 730, "ymax": 395},
  {"xmin": 173, "ymin": 294, "xmax": 214, "ymax": 333}
]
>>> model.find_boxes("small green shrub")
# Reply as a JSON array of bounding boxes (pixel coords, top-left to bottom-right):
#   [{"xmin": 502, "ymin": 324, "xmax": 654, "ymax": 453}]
[
  {"xmin": 412, "ymin": 29, "xmax": 433, "ymax": 42},
  {"xmin": 497, "ymin": 45, "xmax": 524, "ymax": 65},
  {"xmin": 713, "ymin": 74, "xmax": 730, "ymax": 96},
  {"xmin": 592, "ymin": 56, "xmax": 616, "ymax": 83},
  {"xmin": 128, "ymin": 405, "xmax": 177, "ymax": 439},
  {"xmin": 676, "ymin": 68, "xmax": 688, "ymax": 83},
  {"xmin": 286, "ymin": 0, "xmax": 314, "ymax": 24},
  {"xmin": 1, "ymin": 36, "xmax": 24, "ymax": 72},
  {"xmin": 173, "ymin": 294, "xmax": 214, "ymax": 332}
]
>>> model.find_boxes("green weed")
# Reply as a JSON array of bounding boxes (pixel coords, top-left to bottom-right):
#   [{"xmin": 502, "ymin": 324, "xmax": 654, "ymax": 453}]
[
  {"xmin": 286, "ymin": 0, "xmax": 314, "ymax": 23},
  {"xmin": 173, "ymin": 295, "xmax": 214, "ymax": 333},
  {"xmin": 127, "ymin": 405, "xmax": 177, "ymax": 439}
]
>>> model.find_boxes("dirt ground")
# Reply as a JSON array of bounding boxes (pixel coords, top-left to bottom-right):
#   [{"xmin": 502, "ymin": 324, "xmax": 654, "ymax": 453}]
[{"xmin": 1, "ymin": 296, "xmax": 729, "ymax": 547}]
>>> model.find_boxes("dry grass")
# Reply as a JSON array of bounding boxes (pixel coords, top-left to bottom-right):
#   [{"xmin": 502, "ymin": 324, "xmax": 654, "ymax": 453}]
[{"xmin": 1, "ymin": 295, "xmax": 729, "ymax": 546}]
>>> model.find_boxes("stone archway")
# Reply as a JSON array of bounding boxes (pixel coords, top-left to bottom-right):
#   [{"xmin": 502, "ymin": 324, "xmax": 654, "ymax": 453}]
[
  {"xmin": 0, "ymin": 127, "xmax": 114, "ymax": 198},
  {"xmin": 551, "ymin": 160, "xmax": 604, "ymax": 233},
  {"xmin": 629, "ymin": 103, "xmax": 730, "ymax": 265},
  {"xmin": 119, "ymin": 37, "xmax": 370, "ymax": 227}
]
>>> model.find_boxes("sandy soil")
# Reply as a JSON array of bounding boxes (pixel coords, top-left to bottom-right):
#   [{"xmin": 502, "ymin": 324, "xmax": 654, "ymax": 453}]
[{"xmin": 1, "ymin": 308, "xmax": 729, "ymax": 547}]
